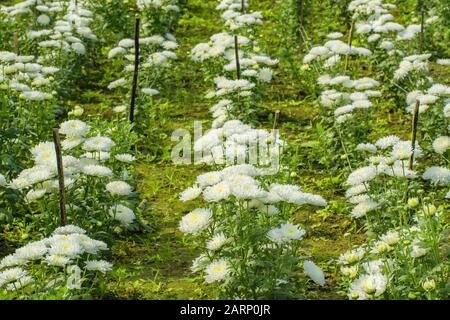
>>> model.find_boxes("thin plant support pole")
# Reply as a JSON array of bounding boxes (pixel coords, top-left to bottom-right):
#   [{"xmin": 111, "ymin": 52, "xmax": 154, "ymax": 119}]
[
  {"xmin": 419, "ymin": 5, "xmax": 425, "ymax": 52},
  {"xmin": 241, "ymin": 0, "xmax": 245, "ymax": 13},
  {"xmin": 13, "ymin": 32, "xmax": 19, "ymax": 55},
  {"xmin": 344, "ymin": 18, "xmax": 355, "ymax": 73},
  {"xmin": 409, "ymin": 101, "xmax": 420, "ymax": 170},
  {"xmin": 234, "ymin": 35, "xmax": 241, "ymax": 80},
  {"xmin": 129, "ymin": 18, "xmax": 141, "ymax": 123},
  {"xmin": 52, "ymin": 128, "xmax": 67, "ymax": 226},
  {"xmin": 272, "ymin": 110, "xmax": 280, "ymax": 142}
]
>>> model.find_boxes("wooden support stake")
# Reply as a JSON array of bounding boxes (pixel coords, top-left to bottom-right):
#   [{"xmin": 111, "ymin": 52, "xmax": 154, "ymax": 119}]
[
  {"xmin": 129, "ymin": 18, "xmax": 141, "ymax": 123},
  {"xmin": 13, "ymin": 32, "xmax": 19, "ymax": 55},
  {"xmin": 344, "ymin": 18, "xmax": 355, "ymax": 73},
  {"xmin": 234, "ymin": 35, "xmax": 241, "ymax": 80},
  {"xmin": 409, "ymin": 101, "xmax": 420, "ymax": 170},
  {"xmin": 52, "ymin": 128, "xmax": 67, "ymax": 226},
  {"xmin": 241, "ymin": 0, "xmax": 245, "ymax": 13},
  {"xmin": 419, "ymin": 6, "xmax": 425, "ymax": 52}
]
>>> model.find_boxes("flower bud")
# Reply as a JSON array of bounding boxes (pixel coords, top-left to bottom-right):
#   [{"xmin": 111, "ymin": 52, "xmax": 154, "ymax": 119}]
[
  {"xmin": 407, "ymin": 198, "xmax": 419, "ymax": 208},
  {"xmin": 73, "ymin": 107, "xmax": 84, "ymax": 117},
  {"xmin": 422, "ymin": 279, "xmax": 436, "ymax": 291},
  {"xmin": 422, "ymin": 204, "xmax": 436, "ymax": 217}
]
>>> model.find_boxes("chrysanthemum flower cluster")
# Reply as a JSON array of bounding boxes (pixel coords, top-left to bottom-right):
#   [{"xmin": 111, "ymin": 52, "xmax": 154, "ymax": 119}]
[
  {"xmin": 338, "ymin": 203, "xmax": 447, "ymax": 300},
  {"xmin": 0, "ymin": 225, "xmax": 112, "ymax": 294},
  {"xmin": 2, "ymin": 119, "xmax": 138, "ymax": 229}
]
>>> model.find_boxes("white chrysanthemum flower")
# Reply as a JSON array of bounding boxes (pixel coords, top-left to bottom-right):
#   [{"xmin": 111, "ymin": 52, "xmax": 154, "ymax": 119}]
[
  {"xmin": 339, "ymin": 247, "xmax": 365, "ymax": 265},
  {"xmin": 432, "ymin": 136, "xmax": 450, "ymax": 154},
  {"xmin": 0, "ymin": 267, "xmax": 28, "ymax": 283},
  {"xmin": 106, "ymin": 181, "xmax": 133, "ymax": 196},
  {"xmin": 204, "ymin": 259, "xmax": 230, "ymax": 283},
  {"xmin": 206, "ymin": 233, "xmax": 227, "ymax": 251},
  {"xmin": 15, "ymin": 242, "xmax": 47, "ymax": 261},
  {"xmin": 76, "ymin": 236, "xmax": 108, "ymax": 255},
  {"xmin": 37, "ymin": 14, "xmax": 51, "ymax": 25},
  {"xmin": 61, "ymin": 137, "xmax": 84, "ymax": 150},
  {"xmin": 59, "ymin": 120, "xmax": 90, "ymax": 137},
  {"xmin": 379, "ymin": 230, "xmax": 400, "ymax": 246},
  {"xmin": 72, "ymin": 42, "xmax": 86, "ymax": 55},
  {"xmin": 410, "ymin": 244, "xmax": 429, "ymax": 258},
  {"xmin": 108, "ymin": 47, "xmax": 126, "ymax": 59},
  {"xmin": 85, "ymin": 260, "xmax": 112, "ymax": 274},
  {"xmin": 108, "ymin": 78, "xmax": 127, "ymax": 90},
  {"xmin": 267, "ymin": 222, "xmax": 305, "ymax": 244},
  {"xmin": 266, "ymin": 183, "xmax": 327, "ymax": 206},
  {"xmin": 53, "ymin": 225, "xmax": 86, "ymax": 235},
  {"xmin": 444, "ymin": 103, "xmax": 450, "ymax": 118},
  {"xmin": 82, "ymin": 165, "xmax": 112, "ymax": 177},
  {"xmin": 179, "ymin": 186, "xmax": 202, "ymax": 202},
  {"xmin": 327, "ymin": 32, "xmax": 343, "ymax": 39},
  {"xmin": 304, "ymin": 260, "xmax": 325, "ymax": 286},
  {"xmin": 436, "ymin": 59, "xmax": 450, "ymax": 66},
  {"xmin": 48, "ymin": 240, "xmax": 83, "ymax": 258},
  {"xmin": 345, "ymin": 184, "xmax": 367, "ymax": 198},
  {"xmin": 280, "ymin": 222, "xmax": 305, "ymax": 240},
  {"xmin": 109, "ymin": 204, "xmax": 136, "ymax": 226},
  {"xmin": 118, "ymin": 38, "xmax": 134, "ymax": 48},
  {"xmin": 348, "ymin": 194, "xmax": 371, "ymax": 204},
  {"xmin": 0, "ymin": 254, "xmax": 27, "ymax": 269},
  {"xmin": 115, "ymin": 154, "xmax": 136, "ymax": 163},
  {"xmin": 346, "ymin": 166, "xmax": 377, "ymax": 186},
  {"xmin": 82, "ymin": 136, "xmax": 116, "ymax": 152},
  {"xmin": 258, "ymin": 67, "xmax": 273, "ymax": 83},
  {"xmin": 197, "ymin": 171, "xmax": 222, "ymax": 187},
  {"xmin": 179, "ymin": 208, "xmax": 212, "ymax": 234},
  {"xmin": 141, "ymin": 88, "xmax": 159, "ymax": 96},
  {"xmin": 390, "ymin": 140, "xmax": 422, "ymax": 160},
  {"xmin": 44, "ymin": 254, "xmax": 71, "ymax": 267},
  {"xmin": 203, "ymin": 181, "xmax": 231, "ymax": 202},
  {"xmin": 21, "ymin": 90, "xmax": 52, "ymax": 101},
  {"xmin": 349, "ymin": 273, "xmax": 388, "ymax": 300},
  {"xmin": 356, "ymin": 143, "xmax": 377, "ymax": 153},
  {"xmin": 25, "ymin": 188, "xmax": 47, "ymax": 203},
  {"xmin": 351, "ymin": 199, "xmax": 379, "ymax": 218},
  {"xmin": 191, "ymin": 254, "xmax": 209, "ymax": 273},
  {"xmin": 375, "ymin": 135, "xmax": 400, "ymax": 149},
  {"xmin": 422, "ymin": 166, "xmax": 450, "ymax": 185}
]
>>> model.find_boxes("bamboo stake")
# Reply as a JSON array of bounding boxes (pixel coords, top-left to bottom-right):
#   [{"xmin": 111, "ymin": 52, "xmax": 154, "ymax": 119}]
[
  {"xmin": 13, "ymin": 32, "xmax": 19, "ymax": 55},
  {"xmin": 234, "ymin": 35, "xmax": 241, "ymax": 80},
  {"xmin": 419, "ymin": 5, "xmax": 425, "ymax": 52},
  {"xmin": 409, "ymin": 101, "xmax": 420, "ymax": 170},
  {"xmin": 52, "ymin": 128, "xmax": 67, "ymax": 226},
  {"xmin": 129, "ymin": 18, "xmax": 140, "ymax": 123},
  {"xmin": 344, "ymin": 18, "xmax": 355, "ymax": 73}
]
